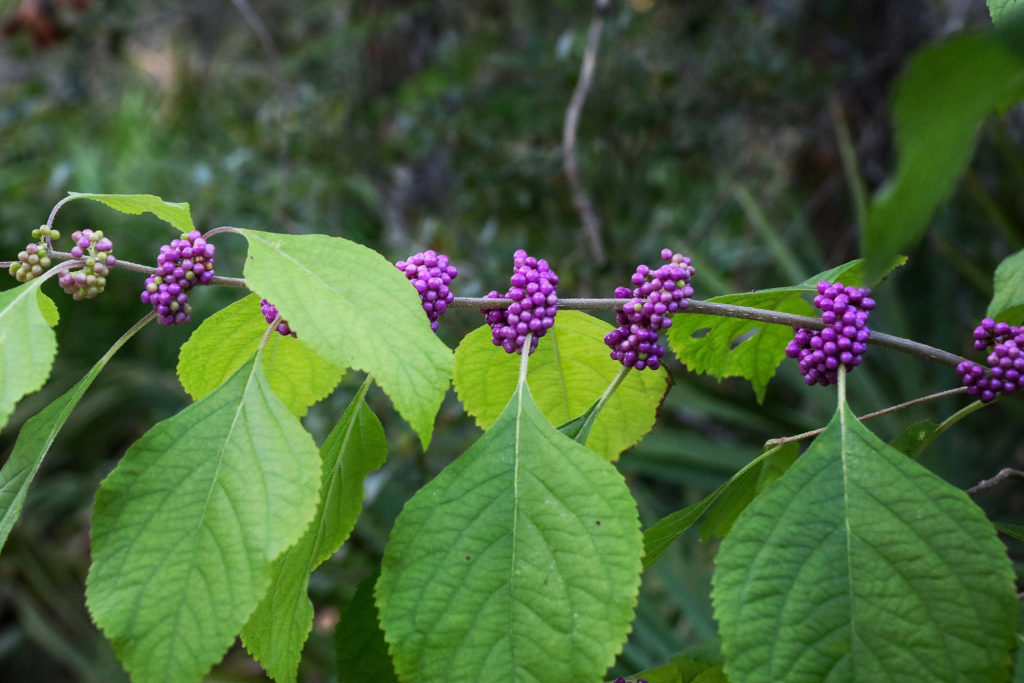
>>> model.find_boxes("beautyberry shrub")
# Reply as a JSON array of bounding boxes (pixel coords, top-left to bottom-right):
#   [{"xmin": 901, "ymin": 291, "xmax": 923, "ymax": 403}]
[
  {"xmin": 482, "ymin": 249, "xmax": 558, "ymax": 355},
  {"xmin": 785, "ymin": 281, "xmax": 874, "ymax": 386},
  {"xmin": 604, "ymin": 248, "xmax": 695, "ymax": 370},
  {"xmin": 395, "ymin": 249, "xmax": 458, "ymax": 332},
  {"xmin": 140, "ymin": 230, "xmax": 215, "ymax": 325}
]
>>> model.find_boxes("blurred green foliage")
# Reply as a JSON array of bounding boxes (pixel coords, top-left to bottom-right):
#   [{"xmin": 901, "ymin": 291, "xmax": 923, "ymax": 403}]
[{"xmin": 1, "ymin": 0, "xmax": 1023, "ymax": 680}]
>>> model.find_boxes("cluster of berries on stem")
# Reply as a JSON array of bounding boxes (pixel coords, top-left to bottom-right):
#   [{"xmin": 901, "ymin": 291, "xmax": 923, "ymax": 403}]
[
  {"xmin": 604, "ymin": 248, "xmax": 695, "ymax": 371},
  {"xmin": 957, "ymin": 318, "xmax": 1023, "ymax": 402},
  {"xmin": 57, "ymin": 229, "xmax": 116, "ymax": 300},
  {"xmin": 483, "ymin": 249, "xmax": 559, "ymax": 355},
  {"xmin": 395, "ymin": 249, "xmax": 458, "ymax": 332},
  {"xmin": 260, "ymin": 299, "xmax": 296, "ymax": 337},
  {"xmin": 9, "ymin": 224, "xmax": 58, "ymax": 283},
  {"xmin": 140, "ymin": 230, "xmax": 215, "ymax": 325},
  {"xmin": 785, "ymin": 281, "xmax": 874, "ymax": 386}
]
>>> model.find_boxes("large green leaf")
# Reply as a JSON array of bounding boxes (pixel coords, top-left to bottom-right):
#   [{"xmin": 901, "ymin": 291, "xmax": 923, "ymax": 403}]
[
  {"xmin": 988, "ymin": 247, "xmax": 1024, "ymax": 323},
  {"xmin": 864, "ymin": 23, "xmax": 1024, "ymax": 278},
  {"xmin": 241, "ymin": 378, "xmax": 387, "ymax": 682},
  {"xmin": 453, "ymin": 311, "xmax": 669, "ymax": 460},
  {"xmin": 712, "ymin": 403, "xmax": 1018, "ymax": 682},
  {"xmin": 376, "ymin": 381, "xmax": 643, "ymax": 682},
  {"xmin": 178, "ymin": 294, "xmax": 345, "ymax": 417},
  {"xmin": 86, "ymin": 356, "xmax": 321, "ymax": 683},
  {"xmin": 334, "ymin": 572, "xmax": 399, "ymax": 683},
  {"xmin": 0, "ymin": 279, "xmax": 59, "ymax": 433},
  {"xmin": 0, "ymin": 314, "xmax": 151, "ymax": 554},
  {"xmin": 237, "ymin": 229, "xmax": 452, "ymax": 448},
  {"xmin": 65, "ymin": 192, "xmax": 195, "ymax": 233}
]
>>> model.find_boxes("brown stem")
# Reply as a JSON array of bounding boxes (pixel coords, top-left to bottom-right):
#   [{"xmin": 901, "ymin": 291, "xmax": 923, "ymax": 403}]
[
  {"xmin": 967, "ymin": 468, "xmax": 1024, "ymax": 496},
  {"xmin": 764, "ymin": 387, "xmax": 969, "ymax": 447},
  {"xmin": 449, "ymin": 296, "xmax": 969, "ymax": 368}
]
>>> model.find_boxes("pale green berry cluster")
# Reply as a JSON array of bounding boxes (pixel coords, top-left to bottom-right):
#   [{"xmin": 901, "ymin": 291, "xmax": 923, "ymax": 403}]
[{"xmin": 8, "ymin": 224, "xmax": 57, "ymax": 282}]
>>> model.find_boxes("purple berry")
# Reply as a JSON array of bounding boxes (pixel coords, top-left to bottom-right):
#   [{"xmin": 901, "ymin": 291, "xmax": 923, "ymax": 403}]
[
  {"xmin": 606, "ymin": 249, "xmax": 694, "ymax": 370},
  {"xmin": 481, "ymin": 249, "xmax": 558, "ymax": 355},
  {"xmin": 787, "ymin": 281, "xmax": 872, "ymax": 386},
  {"xmin": 141, "ymin": 231, "xmax": 215, "ymax": 325},
  {"xmin": 260, "ymin": 299, "xmax": 297, "ymax": 337},
  {"xmin": 959, "ymin": 319, "xmax": 1024, "ymax": 402},
  {"xmin": 396, "ymin": 249, "xmax": 458, "ymax": 332}
]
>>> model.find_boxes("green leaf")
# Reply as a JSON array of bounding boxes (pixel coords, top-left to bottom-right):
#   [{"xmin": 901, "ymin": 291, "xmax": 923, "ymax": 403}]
[
  {"xmin": 988, "ymin": 247, "xmax": 1024, "ymax": 324},
  {"xmin": 453, "ymin": 311, "xmax": 669, "ymax": 460},
  {"xmin": 36, "ymin": 291, "xmax": 59, "ymax": 327},
  {"xmin": 334, "ymin": 571, "xmax": 399, "ymax": 683},
  {"xmin": 65, "ymin": 192, "xmax": 195, "ymax": 233},
  {"xmin": 178, "ymin": 294, "xmax": 345, "ymax": 417},
  {"xmin": 0, "ymin": 343, "xmax": 125, "ymax": 553},
  {"xmin": 241, "ymin": 378, "xmax": 387, "ymax": 682},
  {"xmin": 995, "ymin": 522, "xmax": 1024, "ymax": 542},
  {"xmin": 667, "ymin": 290, "xmax": 812, "ymax": 402},
  {"xmin": 888, "ymin": 418, "xmax": 941, "ymax": 459},
  {"xmin": 712, "ymin": 403, "xmax": 1018, "ymax": 682},
  {"xmin": 612, "ymin": 641, "xmax": 725, "ymax": 683},
  {"xmin": 0, "ymin": 279, "xmax": 58, "ymax": 433},
  {"xmin": 641, "ymin": 442, "xmax": 792, "ymax": 571},
  {"xmin": 237, "ymin": 229, "xmax": 452, "ymax": 448},
  {"xmin": 864, "ymin": 23, "xmax": 1024, "ymax": 278},
  {"xmin": 699, "ymin": 442, "xmax": 797, "ymax": 542},
  {"xmin": 86, "ymin": 355, "xmax": 321, "ymax": 683},
  {"xmin": 989, "ymin": 0, "xmax": 1024, "ymax": 25},
  {"xmin": 375, "ymin": 381, "xmax": 643, "ymax": 682}
]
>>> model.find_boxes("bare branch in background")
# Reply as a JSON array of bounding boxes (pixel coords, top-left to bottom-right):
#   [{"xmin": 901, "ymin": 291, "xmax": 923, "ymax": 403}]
[
  {"xmin": 562, "ymin": 0, "xmax": 610, "ymax": 265},
  {"xmin": 967, "ymin": 468, "xmax": 1024, "ymax": 496}
]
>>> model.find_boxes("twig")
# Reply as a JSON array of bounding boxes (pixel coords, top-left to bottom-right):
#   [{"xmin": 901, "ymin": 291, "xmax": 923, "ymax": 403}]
[
  {"xmin": 764, "ymin": 387, "xmax": 969, "ymax": 447},
  {"xmin": 228, "ymin": 0, "xmax": 284, "ymax": 71},
  {"xmin": 967, "ymin": 468, "xmax": 1024, "ymax": 496},
  {"xmin": 562, "ymin": 0, "xmax": 610, "ymax": 265},
  {"xmin": 44, "ymin": 250, "xmax": 247, "ymax": 288},
  {"xmin": 450, "ymin": 296, "xmax": 969, "ymax": 368}
]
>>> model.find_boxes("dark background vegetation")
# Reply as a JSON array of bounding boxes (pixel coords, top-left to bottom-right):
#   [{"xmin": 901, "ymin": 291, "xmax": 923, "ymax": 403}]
[{"xmin": 1, "ymin": 0, "xmax": 1022, "ymax": 680}]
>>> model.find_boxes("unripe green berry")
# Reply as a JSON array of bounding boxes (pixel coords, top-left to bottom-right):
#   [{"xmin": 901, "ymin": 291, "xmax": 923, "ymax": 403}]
[{"xmin": 39, "ymin": 257, "xmax": 51, "ymax": 268}]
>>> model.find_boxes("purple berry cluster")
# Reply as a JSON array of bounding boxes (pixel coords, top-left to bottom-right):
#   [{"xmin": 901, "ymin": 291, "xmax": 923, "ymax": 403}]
[
  {"xmin": 613, "ymin": 678, "xmax": 648, "ymax": 683},
  {"xmin": 956, "ymin": 318, "xmax": 1023, "ymax": 403},
  {"xmin": 785, "ymin": 281, "xmax": 874, "ymax": 386},
  {"xmin": 482, "ymin": 249, "xmax": 558, "ymax": 355},
  {"xmin": 57, "ymin": 229, "xmax": 116, "ymax": 300},
  {"xmin": 604, "ymin": 248, "xmax": 695, "ymax": 371},
  {"xmin": 260, "ymin": 298, "xmax": 296, "ymax": 337},
  {"xmin": 395, "ymin": 250, "xmax": 458, "ymax": 332},
  {"xmin": 140, "ymin": 230, "xmax": 215, "ymax": 325}
]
